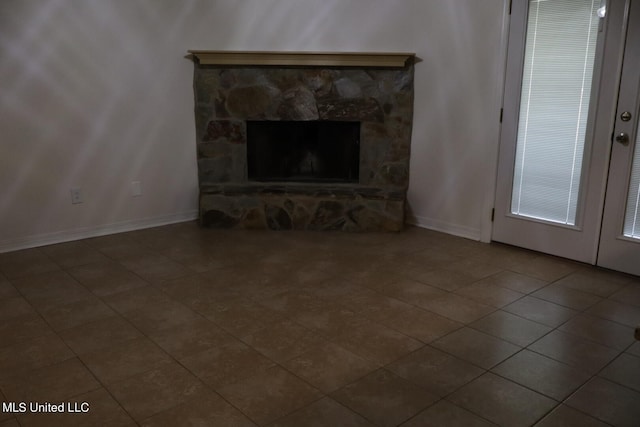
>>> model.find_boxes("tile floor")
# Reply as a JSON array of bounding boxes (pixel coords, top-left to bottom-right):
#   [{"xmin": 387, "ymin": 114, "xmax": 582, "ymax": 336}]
[{"xmin": 0, "ymin": 222, "xmax": 639, "ymax": 426}]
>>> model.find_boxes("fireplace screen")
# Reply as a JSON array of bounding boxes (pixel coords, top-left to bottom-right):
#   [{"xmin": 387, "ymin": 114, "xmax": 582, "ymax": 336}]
[{"xmin": 247, "ymin": 121, "xmax": 360, "ymax": 183}]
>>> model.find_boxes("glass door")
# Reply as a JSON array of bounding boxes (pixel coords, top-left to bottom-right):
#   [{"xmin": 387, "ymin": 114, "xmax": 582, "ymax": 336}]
[
  {"xmin": 598, "ymin": 0, "xmax": 640, "ymax": 275},
  {"xmin": 493, "ymin": 0, "xmax": 628, "ymax": 264}
]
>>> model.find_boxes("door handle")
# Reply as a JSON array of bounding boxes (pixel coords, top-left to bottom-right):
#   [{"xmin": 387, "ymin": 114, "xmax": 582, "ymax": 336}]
[{"xmin": 615, "ymin": 132, "xmax": 630, "ymax": 145}]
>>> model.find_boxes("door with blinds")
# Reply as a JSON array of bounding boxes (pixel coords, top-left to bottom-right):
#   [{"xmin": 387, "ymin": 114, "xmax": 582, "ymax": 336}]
[
  {"xmin": 493, "ymin": 0, "xmax": 628, "ymax": 264},
  {"xmin": 597, "ymin": 0, "xmax": 640, "ymax": 275}
]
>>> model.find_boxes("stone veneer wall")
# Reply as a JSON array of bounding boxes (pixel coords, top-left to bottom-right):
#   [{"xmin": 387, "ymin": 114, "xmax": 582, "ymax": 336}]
[{"xmin": 193, "ymin": 60, "xmax": 414, "ymax": 231}]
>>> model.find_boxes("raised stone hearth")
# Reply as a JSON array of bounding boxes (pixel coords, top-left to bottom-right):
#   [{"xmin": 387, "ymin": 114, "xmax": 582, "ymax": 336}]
[{"xmin": 190, "ymin": 51, "xmax": 415, "ymax": 231}]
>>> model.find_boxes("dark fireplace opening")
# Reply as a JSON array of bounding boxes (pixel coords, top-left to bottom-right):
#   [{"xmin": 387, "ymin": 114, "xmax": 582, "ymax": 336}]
[{"xmin": 247, "ymin": 121, "xmax": 360, "ymax": 183}]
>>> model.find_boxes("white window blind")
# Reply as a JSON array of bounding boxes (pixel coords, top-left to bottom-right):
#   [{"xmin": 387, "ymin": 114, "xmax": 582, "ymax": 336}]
[
  {"xmin": 623, "ymin": 130, "xmax": 640, "ymax": 239},
  {"xmin": 511, "ymin": 0, "xmax": 600, "ymax": 225}
]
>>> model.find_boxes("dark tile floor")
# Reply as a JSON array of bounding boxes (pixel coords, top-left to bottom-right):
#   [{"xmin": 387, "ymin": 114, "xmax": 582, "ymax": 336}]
[{"xmin": 0, "ymin": 222, "xmax": 639, "ymax": 426}]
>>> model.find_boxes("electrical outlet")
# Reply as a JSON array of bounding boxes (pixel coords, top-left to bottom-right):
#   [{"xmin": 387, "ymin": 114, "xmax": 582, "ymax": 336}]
[
  {"xmin": 131, "ymin": 181, "xmax": 142, "ymax": 197},
  {"xmin": 70, "ymin": 188, "xmax": 83, "ymax": 204}
]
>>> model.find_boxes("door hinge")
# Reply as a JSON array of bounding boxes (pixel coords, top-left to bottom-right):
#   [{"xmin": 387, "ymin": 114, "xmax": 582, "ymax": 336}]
[
  {"xmin": 491, "ymin": 208, "xmax": 495, "ymax": 222},
  {"xmin": 499, "ymin": 108, "xmax": 504, "ymax": 123}
]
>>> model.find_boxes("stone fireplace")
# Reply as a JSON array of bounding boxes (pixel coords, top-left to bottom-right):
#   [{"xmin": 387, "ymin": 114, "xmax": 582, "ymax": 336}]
[{"xmin": 190, "ymin": 51, "xmax": 415, "ymax": 231}]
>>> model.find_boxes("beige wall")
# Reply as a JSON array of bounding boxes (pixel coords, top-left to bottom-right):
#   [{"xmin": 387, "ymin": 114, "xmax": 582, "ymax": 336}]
[{"xmin": 0, "ymin": 0, "xmax": 507, "ymax": 251}]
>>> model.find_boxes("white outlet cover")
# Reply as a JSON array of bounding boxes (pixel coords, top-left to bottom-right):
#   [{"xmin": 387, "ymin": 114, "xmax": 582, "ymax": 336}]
[{"xmin": 70, "ymin": 188, "xmax": 83, "ymax": 204}]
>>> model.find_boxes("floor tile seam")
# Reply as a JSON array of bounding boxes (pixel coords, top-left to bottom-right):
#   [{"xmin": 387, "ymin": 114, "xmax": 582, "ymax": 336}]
[
  {"xmin": 488, "ymin": 357, "xmax": 588, "ymax": 402},
  {"xmin": 313, "ymin": 336, "xmax": 386, "ymax": 369},
  {"xmin": 552, "ymin": 280, "xmax": 621, "ymax": 299},
  {"xmin": 561, "ymin": 377, "xmax": 634, "ymax": 426},
  {"xmin": 428, "ymin": 335, "xmax": 522, "ymax": 373},
  {"xmin": 621, "ymin": 345, "xmax": 640, "ymax": 358},
  {"xmin": 124, "ymin": 384, "xmax": 220, "ymax": 426},
  {"xmin": 0, "ymin": 344, "xmax": 79, "ymax": 384},
  {"xmin": 196, "ymin": 310, "xmax": 268, "ymax": 339},
  {"xmin": 451, "ymin": 288, "xmax": 528, "ymax": 310},
  {"xmin": 355, "ymin": 315, "xmax": 462, "ymax": 347},
  {"xmin": 7, "ymin": 354, "xmax": 136, "ymax": 426},
  {"xmin": 482, "ymin": 278, "xmax": 549, "ymax": 296},
  {"xmin": 74, "ymin": 334, "xmax": 176, "ymax": 375},
  {"xmin": 0, "ymin": 282, "xmax": 56, "ymax": 347},
  {"xmin": 51, "ymin": 274, "xmax": 215, "ymax": 350},
  {"xmin": 285, "ymin": 358, "xmax": 376, "ymax": 397},
  {"xmin": 586, "ymin": 308, "xmax": 640, "ymax": 330},
  {"xmin": 343, "ymin": 281, "xmax": 431, "ymax": 313},
  {"xmin": 104, "ymin": 293, "xmax": 212, "ymax": 329},
  {"xmin": 447, "ymin": 369, "xmax": 565, "ymax": 426},
  {"xmin": 465, "ymin": 320, "xmax": 550, "ymax": 348},
  {"xmin": 554, "ymin": 404, "xmax": 618, "ymax": 427},
  {"xmin": 0, "ymin": 354, "xmax": 102, "ymax": 392},
  {"xmin": 385, "ymin": 345, "xmax": 489, "ymax": 398},
  {"xmin": 593, "ymin": 373, "xmax": 640, "ymax": 396},
  {"xmin": 0, "ymin": 248, "xmax": 61, "ymax": 280},
  {"xmin": 531, "ymin": 402, "xmax": 568, "ymax": 427},
  {"xmin": 322, "ymin": 313, "xmax": 427, "ymax": 355},
  {"xmin": 100, "ymin": 356, "xmax": 219, "ymax": 425},
  {"xmin": 382, "ymin": 285, "xmax": 502, "ymax": 322},
  {"xmin": 0, "ymin": 279, "xmax": 87, "ymax": 373},
  {"xmin": 498, "ymin": 344, "xmax": 593, "ymax": 376},
  {"xmin": 214, "ymin": 361, "xmax": 328, "ymax": 427},
  {"xmin": 440, "ymin": 263, "xmax": 506, "ymax": 280},
  {"xmin": 509, "ymin": 292, "xmax": 583, "ymax": 311},
  {"xmin": 63, "ymin": 257, "xmax": 152, "ymax": 284},
  {"xmin": 555, "ymin": 302, "xmax": 636, "ymax": 335},
  {"xmin": 172, "ymin": 341, "xmax": 276, "ymax": 385},
  {"xmin": 397, "ymin": 273, "xmax": 472, "ymax": 293},
  {"xmin": 337, "ymin": 289, "xmax": 462, "ymax": 329},
  {"xmin": 261, "ymin": 395, "xmax": 331, "ymax": 427},
  {"xmin": 427, "ymin": 305, "xmax": 502, "ymax": 327},
  {"xmin": 522, "ymin": 343, "xmax": 608, "ymax": 377},
  {"xmin": 326, "ymin": 368, "xmax": 435, "ymax": 427},
  {"xmin": 502, "ymin": 266, "xmax": 573, "ymax": 286},
  {"xmin": 91, "ymin": 242, "xmax": 163, "ymax": 265},
  {"xmin": 271, "ymin": 348, "xmax": 378, "ymax": 395},
  {"xmin": 238, "ymin": 312, "xmax": 345, "ymax": 347},
  {"xmin": 607, "ymin": 293, "xmax": 640, "ymax": 310},
  {"xmin": 440, "ymin": 393, "xmax": 542, "ymax": 427},
  {"xmin": 7, "ymin": 380, "xmax": 112, "ymax": 420},
  {"xmin": 413, "ymin": 397, "xmax": 502, "ymax": 427},
  {"xmin": 591, "ymin": 352, "xmax": 640, "ymax": 395},
  {"xmin": 89, "ymin": 263, "xmax": 219, "ymax": 331},
  {"xmin": 96, "ymin": 246, "xmax": 202, "ymax": 285},
  {"xmin": 556, "ymin": 321, "xmax": 637, "ymax": 353},
  {"xmin": 501, "ymin": 301, "xmax": 581, "ymax": 329},
  {"xmin": 55, "ymin": 257, "xmax": 160, "ymax": 308},
  {"xmin": 530, "ymin": 285, "xmax": 605, "ymax": 309},
  {"xmin": 65, "ymin": 309, "xmax": 218, "ymax": 393},
  {"xmin": 45, "ymin": 252, "xmax": 114, "ymax": 272}
]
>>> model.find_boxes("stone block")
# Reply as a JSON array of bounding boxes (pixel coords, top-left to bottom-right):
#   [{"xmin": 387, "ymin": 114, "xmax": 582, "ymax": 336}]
[
  {"xmin": 317, "ymin": 98, "xmax": 384, "ymax": 122},
  {"xmin": 225, "ymin": 85, "xmax": 281, "ymax": 118},
  {"xmin": 265, "ymin": 204, "xmax": 293, "ymax": 230},
  {"xmin": 203, "ymin": 120, "xmax": 245, "ymax": 144},
  {"xmin": 277, "ymin": 86, "xmax": 319, "ymax": 121}
]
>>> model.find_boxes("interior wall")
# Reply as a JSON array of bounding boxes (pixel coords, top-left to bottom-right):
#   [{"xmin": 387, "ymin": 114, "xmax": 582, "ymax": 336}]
[{"xmin": 0, "ymin": 0, "xmax": 507, "ymax": 252}]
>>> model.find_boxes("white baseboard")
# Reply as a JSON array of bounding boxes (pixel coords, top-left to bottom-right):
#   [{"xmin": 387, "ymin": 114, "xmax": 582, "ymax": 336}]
[
  {"xmin": 0, "ymin": 210, "xmax": 198, "ymax": 254},
  {"xmin": 407, "ymin": 214, "xmax": 482, "ymax": 241}
]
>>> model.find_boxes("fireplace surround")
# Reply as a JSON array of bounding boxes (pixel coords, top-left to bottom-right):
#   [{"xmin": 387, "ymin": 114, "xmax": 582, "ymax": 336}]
[{"xmin": 190, "ymin": 51, "xmax": 415, "ymax": 231}]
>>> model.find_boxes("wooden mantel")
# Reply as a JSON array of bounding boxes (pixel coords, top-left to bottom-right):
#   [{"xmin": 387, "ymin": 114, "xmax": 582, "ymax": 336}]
[{"xmin": 188, "ymin": 50, "xmax": 415, "ymax": 68}]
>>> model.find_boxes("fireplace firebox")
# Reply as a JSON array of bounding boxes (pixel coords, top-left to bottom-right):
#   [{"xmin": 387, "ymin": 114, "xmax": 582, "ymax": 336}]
[{"xmin": 247, "ymin": 121, "xmax": 360, "ymax": 183}]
